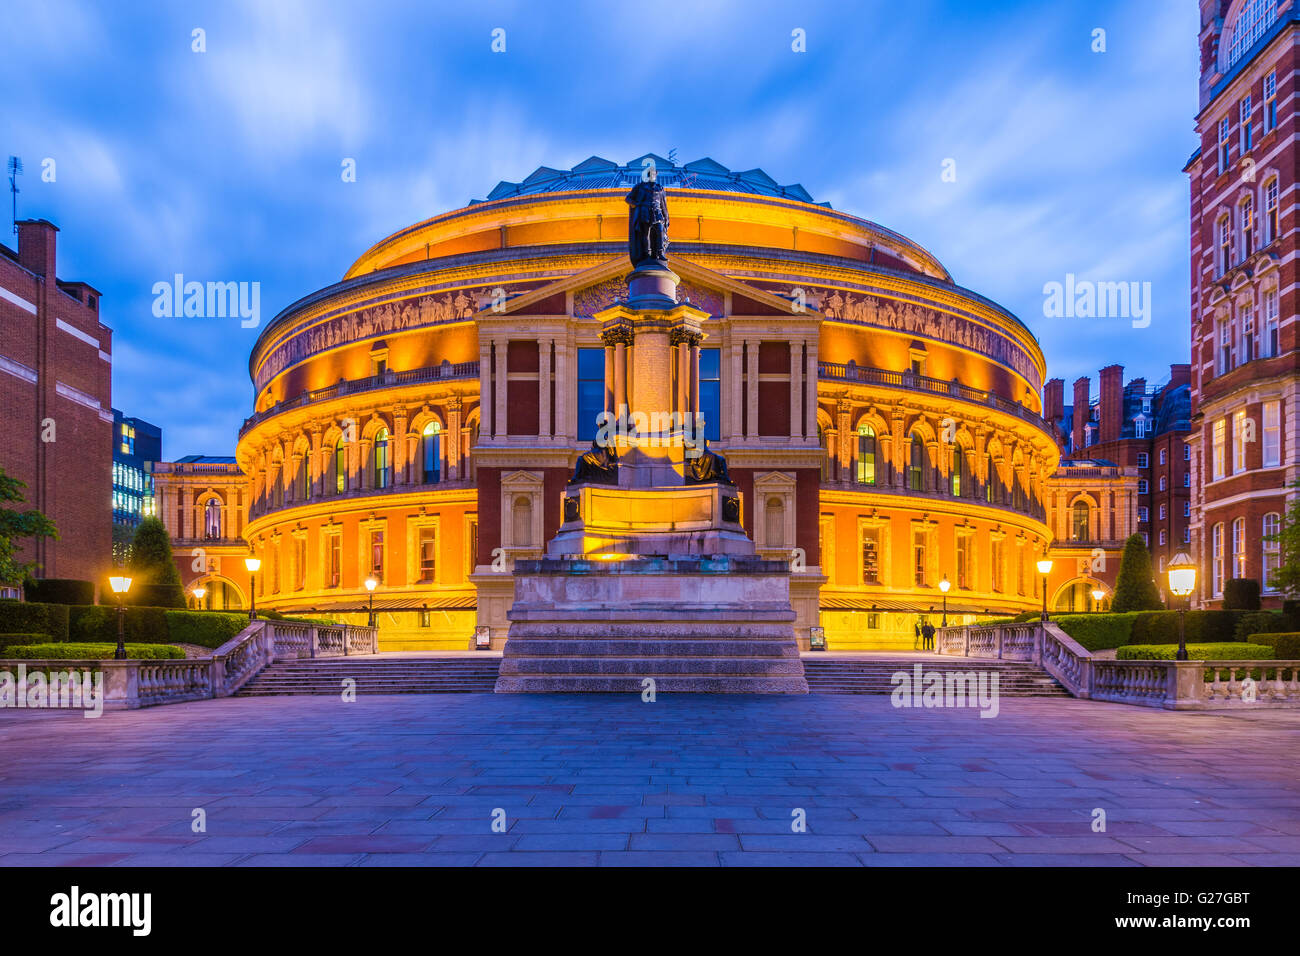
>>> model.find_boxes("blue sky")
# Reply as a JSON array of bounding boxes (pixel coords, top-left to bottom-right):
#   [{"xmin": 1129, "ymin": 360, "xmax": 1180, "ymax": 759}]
[{"xmin": 0, "ymin": 0, "xmax": 1199, "ymax": 458}]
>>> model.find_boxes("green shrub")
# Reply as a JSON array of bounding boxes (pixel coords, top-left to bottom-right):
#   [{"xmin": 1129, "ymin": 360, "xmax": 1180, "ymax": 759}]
[
  {"xmin": 1233, "ymin": 611, "xmax": 1288, "ymax": 642},
  {"xmin": 4, "ymin": 643, "xmax": 185, "ymax": 660},
  {"xmin": 1276, "ymin": 634, "xmax": 1300, "ymax": 659},
  {"xmin": 23, "ymin": 579, "xmax": 94, "ymax": 605},
  {"xmin": 1053, "ymin": 612, "xmax": 1142, "ymax": 650},
  {"xmin": 1111, "ymin": 534, "xmax": 1164, "ymax": 611},
  {"xmin": 1117, "ymin": 643, "xmax": 1274, "ymax": 661},
  {"xmin": 1223, "ymin": 578, "xmax": 1262, "ymax": 610},
  {"xmin": 1129, "ymin": 610, "xmax": 1246, "ymax": 645},
  {"xmin": 0, "ymin": 633, "xmax": 53, "ymax": 652},
  {"xmin": 0, "ymin": 601, "xmax": 70, "ymax": 642},
  {"xmin": 69, "ymin": 605, "xmax": 169, "ymax": 644},
  {"xmin": 163, "ymin": 610, "xmax": 248, "ymax": 649}
]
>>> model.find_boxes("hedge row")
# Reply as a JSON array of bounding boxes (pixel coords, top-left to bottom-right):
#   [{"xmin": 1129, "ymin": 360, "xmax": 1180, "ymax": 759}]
[
  {"xmin": 23, "ymin": 579, "xmax": 95, "ymax": 605},
  {"xmin": 1053, "ymin": 612, "xmax": 1142, "ymax": 650},
  {"xmin": 4, "ymin": 643, "xmax": 186, "ymax": 660},
  {"xmin": 1117, "ymin": 643, "xmax": 1274, "ymax": 661},
  {"xmin": 1245, "ymin": 632, "xmax": 1300, "ymax": 659},
  {"xmin": 0, "ymin": 602, "xmax": 248, "ymax": 649},
  {"xmin": 0, "ymin": 633, "xmax": 54, "ymax": 651},
  {"xmin": 0, "ymin": 601, "xmax": 69, "ymax": 642}
]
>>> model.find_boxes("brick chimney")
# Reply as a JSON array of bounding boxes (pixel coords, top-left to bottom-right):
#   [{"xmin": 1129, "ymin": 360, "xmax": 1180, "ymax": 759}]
[
  {"xmin": 1100, "ymin": 364, "xmax": 1124, "ymax": 444},
  {"xmin": 1072, "ymin": 377, "xmax": 1091, "ymax": 451},
  {"xmin": 1043, "ymin": 379, "xmax": 1064, "ymax": 421},
  {"xmin": 16, "ymin": 218, "xmax": 58, "ymax": 278},
  {"xmin": 1168, "ymin": 363, "xmax": 1191, "ymax": 390}
]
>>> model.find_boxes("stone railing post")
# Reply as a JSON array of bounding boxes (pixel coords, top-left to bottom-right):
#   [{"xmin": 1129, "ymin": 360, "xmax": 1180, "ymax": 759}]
[
  {"xmin": 344, "ymin": 626, "xmax": 351, "ymax": 657},
  {"xmin": 211, "ymin": 656, "xmax": 226, "ymax": 696},
  {"xmin": 1168, "ymin": 661, "xmax": 1203, "ymax": 708},
  {"xmin": 100, "ymin": 661, "xmax": 140, "ymax": 710},
  {"xmin": 310, "ymin": 627, "xmax": 319, "ymax": 659}
]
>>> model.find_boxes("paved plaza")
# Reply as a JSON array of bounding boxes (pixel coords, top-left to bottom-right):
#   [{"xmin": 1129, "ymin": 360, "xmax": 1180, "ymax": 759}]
[{"xmin": 1, "ymin": 693, "xmax": 1298, "ymax": 866}]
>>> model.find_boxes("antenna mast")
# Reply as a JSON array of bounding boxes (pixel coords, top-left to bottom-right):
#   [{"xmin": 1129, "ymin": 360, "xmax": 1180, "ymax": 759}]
[{"xmin": 6, "ymin": 156, "xmax": 21, "ymax": 236}]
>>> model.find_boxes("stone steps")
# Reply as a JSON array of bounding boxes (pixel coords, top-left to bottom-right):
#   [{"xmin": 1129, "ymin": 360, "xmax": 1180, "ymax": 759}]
[
  {"xmin": 235, "ymin": 658, "xmax": 500, "ymax": 696},
  {"xmin": 503, "ymin": 639, "xmax": 798, "ymax": 658},
  {"xmin": 802, "ymin": 658, "xmax": 1071, "ymax": 697}
]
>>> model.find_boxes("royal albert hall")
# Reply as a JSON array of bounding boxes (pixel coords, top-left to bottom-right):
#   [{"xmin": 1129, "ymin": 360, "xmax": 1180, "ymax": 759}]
[{"xmin": 192, "ymin": 155, "xmax": 1061, "ymax": 651}]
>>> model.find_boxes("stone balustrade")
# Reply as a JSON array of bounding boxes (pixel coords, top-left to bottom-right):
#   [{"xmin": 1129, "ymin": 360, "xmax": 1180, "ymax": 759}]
[
  {"xmin": 0, "ymin": 619, "xmax": 378, "ymax": 711},
  {"xmin": 937, "ymin": 621, "xmax": 1300, "ymax": 709}
]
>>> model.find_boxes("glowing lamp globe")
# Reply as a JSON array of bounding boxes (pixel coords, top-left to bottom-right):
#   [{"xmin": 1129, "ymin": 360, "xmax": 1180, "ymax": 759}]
[
  {"xmin": 364, "ymin": 577, "xmax": 378, "ymax": 592},
  {"xmin": 1036, "ymin": 558, "xmax": 1053, "ymax": 576},
  {"xmin": 244, "ymin": 556, "xmax": 261, "ymax": 574},
  {"xmin": 938, "ymin": 577, "xmax": 951, "ymax": 594},
  {"xmin": 1167, "ymin": 553, "xmax": 1197, "ymax": 598},
  {"xmin": 109, "ymin": 576, "xmax": 132, "ymax": 595}
]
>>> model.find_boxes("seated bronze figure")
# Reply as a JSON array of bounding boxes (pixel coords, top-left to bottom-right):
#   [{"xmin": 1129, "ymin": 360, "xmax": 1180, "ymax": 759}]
[
  {"xmin": 569, "ymin": 440, "xmax": 619, "ymax": 485},
  {"xmin": 686, "ymin": 440, "xmax": 732, "ymax": 485}
]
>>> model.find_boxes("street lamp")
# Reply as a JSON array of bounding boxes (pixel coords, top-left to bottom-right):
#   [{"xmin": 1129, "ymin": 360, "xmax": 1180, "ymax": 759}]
[
  {"xmin": 244, "ymin": 555, "xmax": 261, "ymax": 621},
  {"xmin": 1036, "ymin": 558, "xmax": 1053, "ymax": 622},
  {"xmin": 1166, "ymin": 552, "xmax": 1198, "ymax": 662},
  {"xmin": 938, "ymin": 575, "xmax": 951, "ymax": 627},
  {"xmin": 364, "ymin": 576, "xmax": 378, "ymax": 627},
  {"xmin": 1090, "ymin": 586, "xmax": 1105, "ymax": 613},
  {"xmin": 108, "ymin": 575, "xmax": 132, "ymax": 660},
  {"xmin": 191, "ymin": 585, "xmax": 206, "ymax": 610}
]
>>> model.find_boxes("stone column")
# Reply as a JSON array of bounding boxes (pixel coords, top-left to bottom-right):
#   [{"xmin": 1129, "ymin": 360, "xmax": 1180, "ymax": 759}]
[
  {"xmin": 479, "ymin": 338, "xmax": 494, "ymax": 439},
  {"xmin": 836, "ymin": 400, "xmax": 852, "ymax": 482},
  {"xmin": 493, "ymin": 337, "xmax": 508, "ymax": 438},
  {"xmin": 539, "ymin": 338, "xmax": 552, "ymax": 438},
  {"xmin": 603, "ymin": 340, "xmax": 615, "ymax": 420},
  {"xmin": 727, "ymin": 338, "xmax": 744, "ymax": 441},
  {"xmin": 309, "ymin": 428, "xmax": 323, "ymax": 497},
  {"xmin": 805, "ymin": 337, "xmax": 818, "ymax": 441},
  {"xmin": 690, "ymin": 338, "xmax": 700, "ymax": 420},
  {"xmin": 393, "ymin": 406, "xmax": 408, "ymax": 485},
  {"xmin": 746, "ymin": 339, "xmax": 759, "ymax": 439},
  {"xmin": 554, "ymin": 344, "xmax": 569, "ymax": 439},
  {"xmin": 671, "ymin": 330, "xmax": 689, "ymax": 417},
  {"xmin": 789, "ymin": 341, "xmax": 802, "ymax": 440},
  {"xmin": 447, "ymin": 398, "xmax": 462, "ymax": 480}
]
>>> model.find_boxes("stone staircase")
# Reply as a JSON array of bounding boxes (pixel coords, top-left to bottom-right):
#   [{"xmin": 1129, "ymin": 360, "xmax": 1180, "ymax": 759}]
[
  {"xmin": 234, "ymin": 657, "xmax": 500, "ymax": 696},
  {"xmin": 802, "ymin": 657, "xmax": 1071, "ymax": 696},
  {"xmin": 495, "ymin": 620, "xmax": 808, "ymax": 693}
]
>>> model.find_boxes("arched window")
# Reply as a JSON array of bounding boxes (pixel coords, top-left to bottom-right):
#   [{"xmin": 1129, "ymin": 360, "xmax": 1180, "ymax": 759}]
[
  {"xmin": 422, "ymin": 421, "xmax": 441, "ymax": 484},
  {"xmin": 1263, "ymin": 512, "xmax": 1281, "ymax": 591},
  {"xmin": 271, "ymin": 465, "xmax": 284, "ymax": 510},
  {"xmin": 298, "ymin": 456, "xmax": 309, "ymax": 500},
  {"xmin": 334, "ymin": 439, "xmax": 346, "ymax": 495},
  {"xmin": 1240, "ymin": 194, "xmax": 1254, "ymax": 259},
  {"xmin": 1232, "ymin": 517, "xmax": 1247, "ymax": 579},
  {"xmin": 204, "ymin": 498, "xmax": 221, "ymax": 539},
  {"xmin": 985, "ymin": 453, "xmax": 996, "ymax": 502},
  {"xmin": 950, "ymin": 449, "xmax": 963, "ymax": 496},
  {"xmin": 765, "ymin": 497, "xmax": 785, "ymax": 550},
  {"xmin": 512, "ymin": 495, "xmax": 533, "ymax": 548},
  {"xmin": 1225, "ymin": 0, "xmax": 1278, "ymax": 70},
  {"xmin": 909, "ymin": 433, "xmax": 925, "ymax": 491},
  {"xmin": 856, "ymin": 423, "xmax": 876, "ymax": 485},
  {"xmin": 1072, "ymin": 500, "xmax": 1090, "ymax": 540},
  {"xmin": 1212, "ymin": 522, "xmax": 1225, "ymax": 596},
  {"xmin": 373, "ymin": 428, "xmax": 390, "ymax": 490}
]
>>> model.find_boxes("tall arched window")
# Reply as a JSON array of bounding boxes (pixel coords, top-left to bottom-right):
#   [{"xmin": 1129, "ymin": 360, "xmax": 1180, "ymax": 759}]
[
  {"xmin": 1232, "ymin": 517, "xmax": 1247, "ymax": 579},
  {"xmin": 765, "ymin": 497, "xmax": 785, "ymax": 550},
  {"xmin": 985, "ymin": 453, "xmax": 996, "ymax": 502},
  {"xmin": 334, "ymin": 439, "xmax": 346, "ymax": 494},
  {"xmin": 204, "ymin": 498, "xmax": 221, "ymax": 539},
  {"xmin": 1225, "ymin": 0, "xmax": 1279, "ymax": 70},
  {"xmin": 950, "ymin": 449, "xmax": 963, "ymax": 496},
  {"xmin": 1263, "ymin": 512, "xmax": 1281, "ymax": 591},
  {"xmin": 373, "ymin": 428, "xmax": 390, "ymax": 489},
  {"xmin": 1072, "ymin": 500, "xmax": 1090, "ymax": 540},
  {"xmin": 422, "ymin": 421, "xmax": 441, "ymax": 484},
  {"xmin": 909, "ymin": 432, "xmax": 925, "ymax": 491},
  {"xmin": 298, "ymin": 456, "xmax": 309, "ymax": 500},
  {"xmin": 856, "ymin": 423, "xmax": 876, "ymax": 485},
  {"xmin": 1212, "ymin": 522, "xmax": 1225, "ymax": 596},
  {"xmin": 512, "ymin": 496, "xmax": 533, "ymax": 548}
]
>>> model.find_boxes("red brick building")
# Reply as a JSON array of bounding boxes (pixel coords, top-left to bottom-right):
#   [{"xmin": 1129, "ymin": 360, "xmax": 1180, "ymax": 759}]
[
  {"xmin": 1186, "ymin": 1, "xmax": 1298, "ymax": 608},
  {"xmin": 1044, "ymin": 363, "xmax": 1192, "ymax": 591},
  {"xmin": 0, "ymin": 219, "xmax": 113, "ymax": 588}
]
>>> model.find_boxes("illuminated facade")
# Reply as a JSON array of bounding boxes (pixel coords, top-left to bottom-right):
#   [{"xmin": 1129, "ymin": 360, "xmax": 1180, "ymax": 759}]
[{"xmin": 156, "ymin": 155, "xmax": 1069, "ymax": 651}]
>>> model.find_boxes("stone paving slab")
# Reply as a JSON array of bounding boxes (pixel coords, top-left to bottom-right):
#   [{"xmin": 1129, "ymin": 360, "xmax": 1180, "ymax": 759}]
[{"xmin": 0, "ymin": 694, "xmax": 1298, "ymax": 866}]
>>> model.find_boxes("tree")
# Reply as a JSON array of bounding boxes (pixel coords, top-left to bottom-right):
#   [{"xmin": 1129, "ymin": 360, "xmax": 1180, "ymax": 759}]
[
  {"xmin": 1110, "ymin": 533, "xmax": 1164, "ymax": 611},
  {"xmin": 0, "ymin": 467, "xmax": 58, "ymax": 587},
  {"xmin": 1266, "ymin": 480, "xmax": 1300, "ymax": 596},
  {"xmin": 127, "ymin": 517, "xmax": 186, "ymax": 607}
]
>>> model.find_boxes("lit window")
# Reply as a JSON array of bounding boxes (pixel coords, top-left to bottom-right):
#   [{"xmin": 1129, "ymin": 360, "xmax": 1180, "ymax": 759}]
[
  {"xmin": 1264, "ymin": 178, "xmax": 1279, "ymax": 243},
  {"xmin": 1072, "ymin": 500, "xmax": 1089, "ymax": 540},
  {"xmin": 1212, "ymin": 418, "xmax": 1226, "ymax": 480},
  {"xmin": 335, "ymin": 438, "xmax": 347, "ymax": 494},
  {"xmin": 856, "ymin": 423, "xmax": 876, "ymax": 485},
  {"xmin": 1263, "ymin": 400, "xmax": 1280, "ymax": 466},
  {"xmin": 950, "ymin": 449, "xmax": 963, "ymax": 496},
  {"xmin": 418, "ymin": 527, "xmax": 437, "ymax": 584},
  {"xmin": 909, "ymin": 433, "xmax": 925, "ymax": 491},
  {"xmin": 1233, "ymin": 408, "xmax": 1248, "ymax": 473},
  {"xmin": 1232, "ymin": 517, "xmax": 1247, "ymax": 578},
  {"xmin": 369, "ymin": 529, "xmax": 384, "ymax": 583},
  {"xmin": 1263, "ymin": 512, "xmax": 1281, "ymax": 590},
  {"xmin": 1212, "ymin": 523, "xmax": 1224, "ymax": 596},
  {"xmin": 373, "ymin": 428, "xmax": 390, "ymax": 489},
  {"xmin": 422, "ymin": 420, "xmax": 442, "ymax": 484}
]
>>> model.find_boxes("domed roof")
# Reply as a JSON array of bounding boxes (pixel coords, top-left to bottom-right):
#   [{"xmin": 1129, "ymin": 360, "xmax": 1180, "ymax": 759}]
[{"xmin": 474, "ymin": 154, "xmax": 827, "ymax": 207}]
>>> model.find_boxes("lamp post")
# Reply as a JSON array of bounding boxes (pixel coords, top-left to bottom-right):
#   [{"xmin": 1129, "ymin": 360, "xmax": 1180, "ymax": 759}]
[
  {"xmin": 1090, "ymin": 586, "xmax": 1105, "ymax": 613},
  {"xmin": 244, "ymin": 555, "xmax": 261, "ymax": 621},
  {"xmin": 365, "ymin": 576, "xmax": 378, "ymax": 628},
  {"xmin": 191, "ymin": 586, "xmax": 206, "ymax": 610},
  {"xmin": 108, "ymin": 575, "xmax": 132, "ymax": 660},
  {"xmin": 1166, "ymin": 552, "xmax": 1198, "ymax": 662},
  {"xmin": 938, "ymin": 575, "xmax": 951, "ymax": 627},
  {"xmin": 1036, "ymin": 558, "xmax": 1053, "ymax": 622}
]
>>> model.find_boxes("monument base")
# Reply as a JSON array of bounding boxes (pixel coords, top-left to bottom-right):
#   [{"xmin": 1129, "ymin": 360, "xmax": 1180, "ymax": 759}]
[{"xmin": 495, "ymin": 555, "xmax": 808, "ymax": 694}]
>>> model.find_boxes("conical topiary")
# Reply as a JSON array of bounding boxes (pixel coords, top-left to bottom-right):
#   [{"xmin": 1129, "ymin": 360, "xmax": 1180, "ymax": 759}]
[
  {"xmin": 1110, "ymin": 533, "xmax": 1165, "ymax": 612},
  {"xmin": 126, "ymin": 517, "xmax": 187, "ymax": 608}
]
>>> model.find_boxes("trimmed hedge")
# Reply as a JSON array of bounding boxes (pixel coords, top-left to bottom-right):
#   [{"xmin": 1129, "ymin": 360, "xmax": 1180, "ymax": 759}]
[
  {"xmin": 1129, "ymin": 610, "xmax": 1247, "ymax": 645},
  {"xmin": 4, "ymin": 642, "xmax": 185, "ymax": 660},
  {"xmin": 1117, "ymin": 643, "xmax": 1274, "ymax": 661},
  {"xmin": 0, "ymin": 601, "xmax": 70, "ymax": 642},
  {"xmin": 1233, "ymin": 611, "xmax": 1289, "ymax": 642},
  {"xmin": 1053, "ymin": 612, "xmax": 1142, "ymax": 651},
  {"xmin": 69, "ymin": 605, "xmax": 168, "ymax": 645},
  {"xmin": 0, "ymin": 633, "xmax": 53, "ymax": 650},
  {"xmin": 1223, "ymin": 578, "xmax": 1262, "ymax": 610},
  {"xmin": 1258, "ymin": 633, "xmax": 1300, "ymax": 659},
  {"xmin": 163, "ymin": 611, "xmax": 247, "ymax": 649},
  {"xmin": 23, "ymin": 579, "xmax": 94, "ymax": 605}
]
